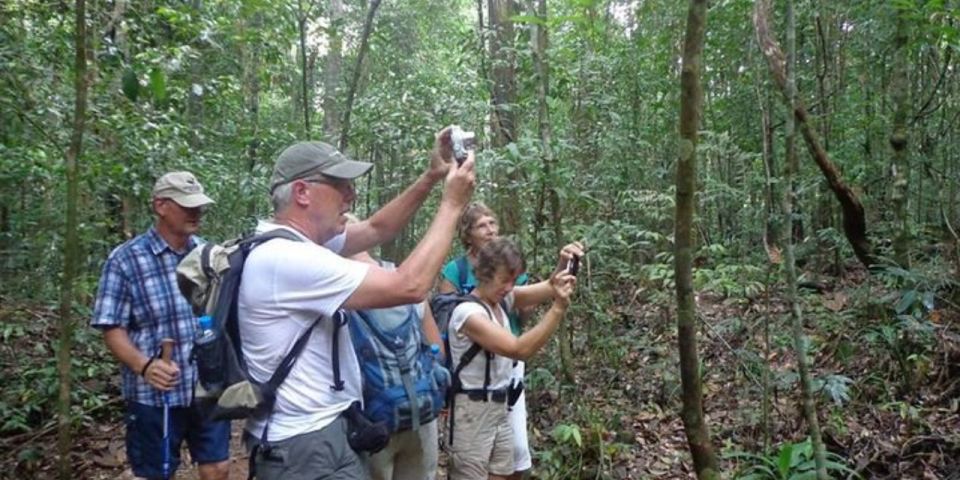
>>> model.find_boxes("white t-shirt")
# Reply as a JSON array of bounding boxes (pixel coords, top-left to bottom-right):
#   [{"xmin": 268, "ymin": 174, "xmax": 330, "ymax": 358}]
[
  {"xmin": 448, "ymin": 294, "xmax": 515, "ymax": 391},
  {"xmin": 238, "ymin": 221, "xmax": 370, "ymax": 441}
]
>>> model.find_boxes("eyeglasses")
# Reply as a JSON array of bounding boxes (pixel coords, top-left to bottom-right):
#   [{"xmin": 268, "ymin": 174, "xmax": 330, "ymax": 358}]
[{"xmin": 304, "ymin": 176, "xmax": 354, "ymax": 196}]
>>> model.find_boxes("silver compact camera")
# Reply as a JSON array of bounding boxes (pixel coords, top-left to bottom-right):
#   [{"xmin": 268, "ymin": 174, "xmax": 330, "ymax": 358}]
[{"xmin": 449, "ymin": 125, "xmax": 475, "ymax": 165}]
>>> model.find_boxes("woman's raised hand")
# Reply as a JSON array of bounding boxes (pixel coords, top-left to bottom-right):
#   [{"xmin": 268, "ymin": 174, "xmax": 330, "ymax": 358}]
[{"xmin": 551, "ymin": 271, "xmax": 577, "ymax": 309}]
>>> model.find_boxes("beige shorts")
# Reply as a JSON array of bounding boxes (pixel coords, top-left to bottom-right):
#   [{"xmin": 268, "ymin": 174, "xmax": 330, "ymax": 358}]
[{"xmin": 448, "ymin": 395, "xmax": 514, "ymax": 479}]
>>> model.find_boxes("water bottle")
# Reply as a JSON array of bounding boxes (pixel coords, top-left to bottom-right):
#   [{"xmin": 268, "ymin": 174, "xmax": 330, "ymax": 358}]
[
  {"xmin": 430, "ymin": 344, "xmax": 451, "ymax": 388},
  {"xmin": 197, "ymin": 315, "xmax": 215, "ymax": 341}
]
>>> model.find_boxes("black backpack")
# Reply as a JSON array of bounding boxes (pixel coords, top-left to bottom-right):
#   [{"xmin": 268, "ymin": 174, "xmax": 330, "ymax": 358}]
[{"xmin": 176, "ymin": 229, "xmax": 349, "ymax": 421}]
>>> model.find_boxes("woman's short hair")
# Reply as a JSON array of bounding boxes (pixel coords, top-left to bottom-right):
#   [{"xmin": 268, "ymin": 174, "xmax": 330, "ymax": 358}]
[
  {"xmin": 475, "ymin": 238, "xmax": 525, "ymax": 284},
  {"xmin": 458, "ymin": 202, "xmax": 497, "ymax": 249}
]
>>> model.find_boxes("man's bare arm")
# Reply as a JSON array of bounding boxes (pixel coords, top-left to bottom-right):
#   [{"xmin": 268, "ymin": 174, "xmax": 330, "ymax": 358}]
[
  {"xmin": 342, "ymin": 155, "xmax": 475, "ymax": 310},
  {"xmin": 341, "ymin": 129, "xmax": 454, "ymax": 256}
]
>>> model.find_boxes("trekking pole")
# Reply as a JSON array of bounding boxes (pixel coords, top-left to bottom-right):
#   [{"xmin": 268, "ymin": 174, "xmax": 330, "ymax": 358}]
[{"xmin": 160, "ymin": 338, "xmax": 174, "ymax": 480}]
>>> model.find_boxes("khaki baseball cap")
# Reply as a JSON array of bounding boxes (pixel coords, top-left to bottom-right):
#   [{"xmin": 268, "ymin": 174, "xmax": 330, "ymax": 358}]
[
  {"xmin": 270, "ymin": 141, "xmax": 373, "ymax": 193},
  {"xmin": 152, "ymin": 171, "xmax": 214, "ymax": 208}
]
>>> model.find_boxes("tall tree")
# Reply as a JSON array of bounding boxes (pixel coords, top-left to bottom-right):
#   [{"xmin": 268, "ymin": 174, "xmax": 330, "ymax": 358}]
[
  {"xmin": 784, "ymin": 0, "xmax": 829, "ymax": 476},
  {"xmin": 675, "ymin": 0, "xmax": 719, "ymax": 478},
  {"xmin": 322, "ymin": 0, "xmax": 343, "ymax": 142},
  {"xmin": 338, "ymin": 0, "xmax": 382, "ymax": 151},
  {"xmin": 58, "ymin": 0, "xmax": 90, "ymax": 477},
  {"xmin": 241, "ymin": 12, "xmax": 263, "ymax": 218},
  {"xmin": 297, "ymin": 0, "xmax": 315, "ymax": 138},
  {"xmin": 754, "ymin": 0, "xmax": 875, "ymax": 269},
  {"xmin": 890, "ymin": 4, "xmax": 911, "ymax": 267},
  {"xmin": 528, "ymin": 0, "xmax": 572, "ymax": 383},
  {"xmin": 487, "ymin": 0, "xmax": 521, "ymax": 234}
]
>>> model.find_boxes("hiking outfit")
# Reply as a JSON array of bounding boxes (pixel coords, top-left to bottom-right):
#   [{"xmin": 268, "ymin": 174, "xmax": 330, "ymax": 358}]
[
  {"xmin": 446, "ymin": 294, "xmax": 518, "ymax": 478},
  {"xmin": 348, "ymin": 283, "xmax": 442, "ymax": 480},
  {"xmin": 441, "ymin": 257, "xmax": 532, "ymax": 472},
  {"xmin": 91, "ymin": 227, "xmax": 230, "ymax": 479},
  {"xmin": 238, "ymin": 221, "xmax": 369, "ymax": 480}
]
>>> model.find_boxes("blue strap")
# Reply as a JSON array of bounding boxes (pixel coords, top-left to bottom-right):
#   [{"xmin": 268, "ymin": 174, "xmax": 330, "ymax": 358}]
[{"xmin": 455, "ymin": 256, "xmax": 470, "ymax": 294}]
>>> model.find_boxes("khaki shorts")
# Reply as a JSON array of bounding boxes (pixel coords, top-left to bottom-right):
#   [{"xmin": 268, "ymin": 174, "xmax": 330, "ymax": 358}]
[{"xmin": 448, "ymin": 395, "xmax": 514, "ymax": 479}]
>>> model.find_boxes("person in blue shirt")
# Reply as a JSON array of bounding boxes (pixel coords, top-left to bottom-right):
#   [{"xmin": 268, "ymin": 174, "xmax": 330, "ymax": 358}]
[{"xmin": 91, "ymin": 172, "xmax": 229, "ymax": 480}]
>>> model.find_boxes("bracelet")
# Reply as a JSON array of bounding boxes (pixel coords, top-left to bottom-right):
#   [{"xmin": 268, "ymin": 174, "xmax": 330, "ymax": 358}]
[{"xmin": 140, "ymin": 357, "xmax": 156, "ymax": 377}]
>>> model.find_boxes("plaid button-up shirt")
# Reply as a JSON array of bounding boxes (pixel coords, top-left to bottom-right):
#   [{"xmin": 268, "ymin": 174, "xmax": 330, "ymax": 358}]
[{"xmin": 91, "ymin": 227, "xmax": 201, "ymax": 407}]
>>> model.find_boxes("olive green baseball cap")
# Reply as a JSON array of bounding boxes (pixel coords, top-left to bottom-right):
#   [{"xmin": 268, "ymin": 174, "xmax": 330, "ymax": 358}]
[
  {"xmin": 152, "ymin": 171, "xmax": 214, "ymax": 208},
  {"xmin": 270, "ymin": 141, "xmax": 373, "ymax": 192}
]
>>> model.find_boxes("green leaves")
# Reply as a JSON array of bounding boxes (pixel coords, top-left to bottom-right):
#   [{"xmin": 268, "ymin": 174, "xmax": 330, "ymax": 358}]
[
  {"xmin": 121, "ymin": 68, "xmax": 139, "ymax": 102},
  {"xmin": 148, "ymin": 68, "xmax": 167, "ymax": 101},
  {"xmin": 553, "ymin": 423, "xmax": 583, "ymax": 448},
  {"xmin": 119, "ymin": 68, "xmax": 167, "ymax": 103},
  {"xmin": 724, "ymin": 438, "xmax": 861, "ymax": 479}
]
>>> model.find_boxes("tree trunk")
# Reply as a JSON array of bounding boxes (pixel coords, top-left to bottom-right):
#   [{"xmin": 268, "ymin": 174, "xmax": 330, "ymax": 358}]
[
  {"xmin": 186, "ymin": 0, "xmax": 206, "ymax": 148},
  {"xmin": 753, "ymin": 0, "xmax": 876, "ymax": 269},
  {"xmin": 242, "ymin": 13, "xmax": 262, "ymax": 219},
  {"xmin": 890, "ymin": 6, "xmax": 911, "ymax": 268},
  {"xmin": 813, "ymin": 0, "xmax": 841, "ymax": 273},
  {"xmin": 784, "ymin": 0, "xmax": 829, "ymax": 477},
  {"xmin": 322, "ymin": 0, "xmax": 343, "ymax": 142},
  {"xmin": 487, "ymin": 0, "xmax": 521, "ymax": 235},
  {"xmin": 58, "ymin": 0, "xmax": 89, "ymax": 477},
  {"xmin": 338, "ymin": 0, "xmax": 382, "ymax": 151},
  {"xmin": 297, "ymin": 0, "xmax": 312, "ymax": 138},
  {"xmin": 527, "ymin": 0, "xmax": 571, "ymax": 385},
  {"xmin": 475, "ymin": 0, "xmax": 487, "ymax": 91},
  {"xmin": 675, "ymin": 1, "xmax": 719, "ymax": 478},
  {"xmin": 758, "ymin": 83, "xmax": 780, "ymax": 257}
]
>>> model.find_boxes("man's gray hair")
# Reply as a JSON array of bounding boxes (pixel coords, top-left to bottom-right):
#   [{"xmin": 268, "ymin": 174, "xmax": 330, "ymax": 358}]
[{"xmin": 270, "ymin": 181, "xmax": 294, "ymax": 214}]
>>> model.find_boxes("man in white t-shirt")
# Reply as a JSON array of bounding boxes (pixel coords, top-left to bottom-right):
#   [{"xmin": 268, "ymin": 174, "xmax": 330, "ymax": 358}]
[{"xmin": 239, "ymin": 132, "xmax": 475, "ymax": 480}]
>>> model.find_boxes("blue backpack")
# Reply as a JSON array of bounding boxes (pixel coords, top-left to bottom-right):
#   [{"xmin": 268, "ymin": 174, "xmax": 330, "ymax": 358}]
[{"xmin": 348, "ymin": 303, "xmax": 446, "ymax": 433}]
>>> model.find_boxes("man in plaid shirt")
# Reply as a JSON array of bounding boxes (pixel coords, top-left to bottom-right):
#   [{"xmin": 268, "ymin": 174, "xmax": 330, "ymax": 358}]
[{"xmin": 92, "ymin": 172, "xmax": 229, "ymax": 480}]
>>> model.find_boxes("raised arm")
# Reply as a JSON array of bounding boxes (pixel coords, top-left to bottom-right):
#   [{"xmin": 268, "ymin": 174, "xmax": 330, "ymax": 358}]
[
  {"xmin": 341, "ymin": 129, "xmax": 454, "ymax": 256},
  {"xmin": 462, "ymin": 273, "xmax": 576, "ymax": 361},
  {"xmin": 342, "ymin": 154, "xmax": 476, "ymax": 310},
  {"xmin": 513, "ymin": 241, "xmax": 584, "ymax": 309}
]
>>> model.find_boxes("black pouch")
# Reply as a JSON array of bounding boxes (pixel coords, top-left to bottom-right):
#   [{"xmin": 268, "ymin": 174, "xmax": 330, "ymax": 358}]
[
  {"xmin": 507, "ymin": 379, "xmax": 524, "ymax": 408},
  {"xmin": 344, "ymin": 401, "xmax": 390, "ymax": 453}
]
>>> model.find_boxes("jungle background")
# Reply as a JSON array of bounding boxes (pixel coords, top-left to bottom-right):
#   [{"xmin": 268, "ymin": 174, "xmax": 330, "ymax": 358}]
[{"xmin": 1, "ymin": 0, "xmax": 958, "ymax": 478}]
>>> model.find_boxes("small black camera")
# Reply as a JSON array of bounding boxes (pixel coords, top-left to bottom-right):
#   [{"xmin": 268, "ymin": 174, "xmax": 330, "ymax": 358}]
[{"xmin": 567, "ymin": 255, "xmax": 580, "ymax": 276}]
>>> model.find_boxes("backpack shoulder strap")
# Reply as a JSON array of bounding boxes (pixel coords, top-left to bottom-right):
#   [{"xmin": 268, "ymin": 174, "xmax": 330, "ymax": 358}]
[
  {"xmin": 450, "ymin": 295, "xmax": 494, "ymax": 381},
  {"xmin": 224, "ymin": 228, "xmax": 304, "ymax": 372},
  {"xmin": 263, "ymin": 314, "xmax": 323, "ymax": 390},
  {"xmin": 455, "ymin": 256, "xmax": 470, "ymax": 294},
  {"xmin": 330, "ymin": 310, "xmax": 348, "ymax": 391},
  {"xmin": 243, "ymin": 228, "xmax": 302, "ymax": 247},
  {"xmin": 446, "ymin": 296, "xmax": 494, "ymax": 447}
]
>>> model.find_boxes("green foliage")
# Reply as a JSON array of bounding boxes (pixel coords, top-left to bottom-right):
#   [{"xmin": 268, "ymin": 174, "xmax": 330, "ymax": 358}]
[
  {"xmin": 536, "ymin": 414, "xmax": 630, "ymax": 480},
  {"xmin": 694, "ymin": 262, "xmax": 767, "ymax": 300},
  {"xmin": 0, "ymin": 316, "xmax": 114, "ymax": 435},
  {"xmin": 861, "ymin": 259, "xmax": 956, "ymax": 392},
  {"xmin": 1, "ymin": 0, "xmax": 959, "ymax": 477},
  {"xmin": 724, "ymin": 438, "xmax": 860, "ymax": 480},
  {"xmin": 639, "ymin": 244, "xmax": 767, "ymax": 300},
  {"xmin": 812, "ymin": 374, "xmax": 855, "ymax": 406}
]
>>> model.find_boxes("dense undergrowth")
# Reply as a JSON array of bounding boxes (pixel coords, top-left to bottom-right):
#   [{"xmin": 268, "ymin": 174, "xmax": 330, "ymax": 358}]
[
  {"xmin": 523, "ymin": 247, "xmax": 959, "ymax": 479},
  {"xmin": 1, "ymin": 244, "xmax": 957, "ymax": 479}
]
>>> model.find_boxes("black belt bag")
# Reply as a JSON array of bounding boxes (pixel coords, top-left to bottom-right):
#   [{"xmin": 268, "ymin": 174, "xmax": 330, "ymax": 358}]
[
  {"xmin": 507, "ymin": 379, "xmax": 524, "ymax": 408},
  {"xmin": 343, "ymin": 401, "xmax": 389, "ymax": 453}
]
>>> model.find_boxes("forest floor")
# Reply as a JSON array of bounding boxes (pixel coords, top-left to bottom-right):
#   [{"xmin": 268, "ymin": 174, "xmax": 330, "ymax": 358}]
[{"xmin": 1, "ymin": 266, "xmax": 958, "ymax": 479}]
